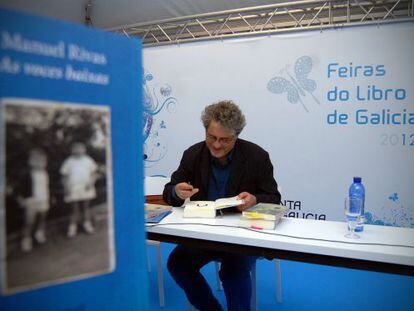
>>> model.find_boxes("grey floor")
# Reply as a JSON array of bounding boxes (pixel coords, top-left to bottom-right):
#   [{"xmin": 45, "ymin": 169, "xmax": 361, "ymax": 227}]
[{"xmin": 5, "ymin": 206, "xmax": 112, "ymax": 293}]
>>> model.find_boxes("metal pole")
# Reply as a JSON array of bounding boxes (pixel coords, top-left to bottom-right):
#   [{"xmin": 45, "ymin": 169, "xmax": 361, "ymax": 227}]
[{"xmin": 142, "ymin": 18, "xmax": 414, "ymax": 48}]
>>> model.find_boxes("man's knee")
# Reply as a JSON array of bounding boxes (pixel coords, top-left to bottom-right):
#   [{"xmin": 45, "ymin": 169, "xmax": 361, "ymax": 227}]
[
  {"xmin": 167, "ymin": 247, "xmax": 196, "ymax": 278},
  {"xmin": 219, "ymin": 256, "xmax": 255, "ymax": 282}
]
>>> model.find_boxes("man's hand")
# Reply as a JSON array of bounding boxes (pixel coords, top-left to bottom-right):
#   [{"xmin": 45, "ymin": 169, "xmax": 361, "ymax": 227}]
[
  {"xmin": 236, "ymin": 192, "xmax": 257, "ymax": 211},
  {"xmin": 175, "ymin": 182, "xmax": 199, "ymax": 200}
]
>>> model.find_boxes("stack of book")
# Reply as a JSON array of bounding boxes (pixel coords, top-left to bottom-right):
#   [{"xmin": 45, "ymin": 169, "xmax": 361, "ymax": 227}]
[
  {"xmin": 145, "ymin": 203, "xmax": 172, "ymax": 223},
  {"xmin": 239, "ymin": 203, "xmax": 287, "ymax": 230}
]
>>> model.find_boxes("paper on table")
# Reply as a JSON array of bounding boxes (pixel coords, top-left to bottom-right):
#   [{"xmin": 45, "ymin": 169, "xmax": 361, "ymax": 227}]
[{"xmin": 213, "ymin": 196, "xmax": 245, "ymax": 209}]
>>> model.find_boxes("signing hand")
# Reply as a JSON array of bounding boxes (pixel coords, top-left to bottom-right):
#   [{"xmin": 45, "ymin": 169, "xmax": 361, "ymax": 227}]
[
  {"xmin": 175, "ymin": 182, "xmax": 199, "ymax": 200},
  {"xmin": 236, "ymin": 192, "xmax": 257, "ymax": 211}
]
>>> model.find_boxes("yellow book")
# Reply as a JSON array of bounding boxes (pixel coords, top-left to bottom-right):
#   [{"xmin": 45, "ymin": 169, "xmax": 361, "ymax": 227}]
[
  {"xmin": 242, "ymin": 203, "xmax": 287, "ymax": 221},
  {"xmin": 239, "ymin": 203, "xmax": 286, "ymax": 230}
]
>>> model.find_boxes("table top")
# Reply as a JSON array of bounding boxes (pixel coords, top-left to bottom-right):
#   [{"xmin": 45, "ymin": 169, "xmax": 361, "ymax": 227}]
[{"xmin": 146, "ymin": 208, "xmax": 414, "ymax": 274}]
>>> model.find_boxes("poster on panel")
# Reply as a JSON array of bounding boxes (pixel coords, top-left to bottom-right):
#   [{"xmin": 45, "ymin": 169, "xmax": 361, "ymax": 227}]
[{"xmin": 1, "ymin": 98, "xmax": 114, "ymax": 294}]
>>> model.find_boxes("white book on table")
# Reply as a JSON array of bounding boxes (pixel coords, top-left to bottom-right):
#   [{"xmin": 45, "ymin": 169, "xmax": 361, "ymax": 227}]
[{"xmin": 183, "ymin": 196, "xmax": 244, "ymax": 218}]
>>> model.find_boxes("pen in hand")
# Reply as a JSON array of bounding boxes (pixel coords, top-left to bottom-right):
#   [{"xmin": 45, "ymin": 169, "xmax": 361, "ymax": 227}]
[{"xmin": 176, "ymin": 181, "xmax": 199, "ymax": 200}]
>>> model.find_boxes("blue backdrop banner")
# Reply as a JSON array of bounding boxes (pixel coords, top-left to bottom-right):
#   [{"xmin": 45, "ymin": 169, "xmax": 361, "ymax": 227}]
[{"xmin": 0, "ymin": 7, "xmax": 147, "ymax": 310}]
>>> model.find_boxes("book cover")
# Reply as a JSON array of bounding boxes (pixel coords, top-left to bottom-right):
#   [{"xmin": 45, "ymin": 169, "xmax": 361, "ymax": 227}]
[
  {"xmin": 242, "ymin": 203, "xmax": 287, "ymax": 221},
  {"xmin": 145, "ymin": 203, "xmax": 172, "ymax": 220},
  {"xmin": 0, "ymin": 7, "xmax": 147, "ymax": 310},
  {"xmin": 239, "ymin": 203, "xmax": 286, "ymax": 230},
  {"xmin": 146, "ymin": 210, "xmax": 172, "ymax": 223}
]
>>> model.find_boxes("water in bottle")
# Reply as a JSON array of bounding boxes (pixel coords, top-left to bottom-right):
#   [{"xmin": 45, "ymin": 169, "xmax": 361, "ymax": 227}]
[{"xmin": 349, "ymin": 177, "xmax": 365, "ymax": 232}]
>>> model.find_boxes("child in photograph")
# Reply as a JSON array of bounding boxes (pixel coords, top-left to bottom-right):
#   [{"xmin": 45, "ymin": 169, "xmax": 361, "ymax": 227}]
[
  {"xmin": 60, "ymin": 142, "xmax": 98, "ymax": 238},
  {"xmin": 18, "ymin": 148, "xmax": 50, "ymax": 252}
]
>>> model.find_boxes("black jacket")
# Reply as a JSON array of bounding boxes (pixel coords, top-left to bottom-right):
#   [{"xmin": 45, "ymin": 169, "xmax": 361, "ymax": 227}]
[{"xmin": 163, "ymin": 138, "xmax": 281, "ymax": 207}]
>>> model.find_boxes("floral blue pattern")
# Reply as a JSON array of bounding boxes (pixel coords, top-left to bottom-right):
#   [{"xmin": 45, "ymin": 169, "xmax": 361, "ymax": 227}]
[{"xmin": 142, "ymin": 70, "xmax": 178, "ymax": 168}]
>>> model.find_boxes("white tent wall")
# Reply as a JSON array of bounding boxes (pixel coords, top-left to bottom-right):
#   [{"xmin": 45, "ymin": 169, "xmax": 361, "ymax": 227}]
[
  {"xmin": 1, "ymin": 1, "xmax": 412, "ymax": 227},
  {"xmin": 142, "ymin": 22, "xmax": 414, "ymax": 227}
]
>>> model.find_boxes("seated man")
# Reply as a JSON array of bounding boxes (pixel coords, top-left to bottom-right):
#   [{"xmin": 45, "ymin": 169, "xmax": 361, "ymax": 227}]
[{"xmin": 163, "ymin": 100, "xmax": 281, "ymax": 311}]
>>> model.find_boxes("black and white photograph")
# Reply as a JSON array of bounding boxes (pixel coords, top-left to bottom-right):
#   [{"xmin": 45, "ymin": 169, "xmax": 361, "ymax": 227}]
[{"xmin": 1, "ymin": 98, "xmax": 115, "ymax": 294}]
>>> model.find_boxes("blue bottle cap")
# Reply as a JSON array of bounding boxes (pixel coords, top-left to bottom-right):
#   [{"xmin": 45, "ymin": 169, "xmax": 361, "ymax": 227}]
[{"xmin": 353, "ymin": 177, "xmax": 362, "ymax": 183}]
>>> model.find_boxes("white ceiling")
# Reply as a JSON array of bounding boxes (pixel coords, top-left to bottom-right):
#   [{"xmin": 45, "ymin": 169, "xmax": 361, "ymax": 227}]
[{"xmin": 0, "ymin": 0, "xmax": 294, "ymax": 29}]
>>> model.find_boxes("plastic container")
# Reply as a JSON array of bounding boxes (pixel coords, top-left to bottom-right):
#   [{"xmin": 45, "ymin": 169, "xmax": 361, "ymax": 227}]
[{"xmin": 349, "ymin": 177, "xmax": 365, "ymax": 232}]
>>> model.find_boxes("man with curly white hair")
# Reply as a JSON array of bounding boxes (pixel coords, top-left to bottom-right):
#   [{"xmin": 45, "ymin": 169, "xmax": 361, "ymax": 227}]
[{"xmin": 164, "ymin": 100, "xmax": 281, "ymax": 311}]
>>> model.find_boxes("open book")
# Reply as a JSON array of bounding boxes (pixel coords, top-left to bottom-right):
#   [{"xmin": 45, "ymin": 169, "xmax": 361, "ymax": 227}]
[{"xmin": 183, "ymin": 196, "xmax": 244, "ymax": 218}]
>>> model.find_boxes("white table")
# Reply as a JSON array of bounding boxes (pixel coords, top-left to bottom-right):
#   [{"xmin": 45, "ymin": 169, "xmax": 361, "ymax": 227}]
[{"xmin": 146, "ymin": 208, "xmax": 414, "ymax": 276}]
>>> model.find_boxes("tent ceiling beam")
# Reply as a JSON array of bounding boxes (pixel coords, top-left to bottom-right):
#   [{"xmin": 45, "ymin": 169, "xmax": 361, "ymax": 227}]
[{"xmin": 109, "ymin": 0, "xmax": 414, "ymax": 46}]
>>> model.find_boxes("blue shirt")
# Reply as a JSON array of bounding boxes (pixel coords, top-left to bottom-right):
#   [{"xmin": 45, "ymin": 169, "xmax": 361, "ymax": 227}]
[
  {"xmin": 207, "ymin": 151, "xmax": 233, "ymax": 201},
  {"xmin": 172, "ymin": 150, "xmax": 234, "ymax": 201}
]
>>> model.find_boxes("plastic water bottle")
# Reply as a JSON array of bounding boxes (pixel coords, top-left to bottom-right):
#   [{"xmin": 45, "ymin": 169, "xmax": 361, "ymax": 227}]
[{"xmin": 349, "ymin": 177, "xmax": 365, "ymax": 232}]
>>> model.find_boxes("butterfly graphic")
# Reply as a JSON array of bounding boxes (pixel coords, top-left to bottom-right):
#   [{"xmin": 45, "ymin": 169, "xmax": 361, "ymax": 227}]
[
  {"xmin": 267, "ymin": 56, "xmax": 320, "ymax": 112},
  {"xmin": 388, "ymin": 193, "xmax": 399, "ymax": 202}
]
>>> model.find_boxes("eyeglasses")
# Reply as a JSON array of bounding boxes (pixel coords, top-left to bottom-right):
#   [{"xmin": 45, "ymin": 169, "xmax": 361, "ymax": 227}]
[{"xmin": 206, "ymin": 134, "xmax": 235, "ymax": 145}]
